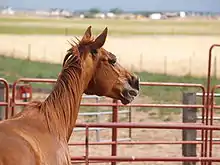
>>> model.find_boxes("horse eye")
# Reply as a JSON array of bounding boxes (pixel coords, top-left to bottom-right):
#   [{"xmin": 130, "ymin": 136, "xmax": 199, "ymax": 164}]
[
  {"xmin": 108, "ymin": 58, "xmax": 117, "ymax": 66},
  {"xmin": 91, "ymin": 49, "xmax": 97, "ymax": 55}
]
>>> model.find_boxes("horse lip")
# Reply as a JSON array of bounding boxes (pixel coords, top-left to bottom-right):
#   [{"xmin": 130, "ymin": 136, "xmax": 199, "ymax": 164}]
[
  {"xmin": 120, "ymin": 96, "xmax": 134, "ymax": 105},
  {"xmin": 120, "ymin": 88, "xmax": 139, "ymax": 105}
]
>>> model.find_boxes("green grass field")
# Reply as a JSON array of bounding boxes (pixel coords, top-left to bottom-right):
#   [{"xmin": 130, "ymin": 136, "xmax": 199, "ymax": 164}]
[
  {"xmin": 0, "ymin": 54, "xmax": 219, "ymax": 106},
  {"xmin": 1, "ymin": 16, "xmax": 220, "ymax": 36}
]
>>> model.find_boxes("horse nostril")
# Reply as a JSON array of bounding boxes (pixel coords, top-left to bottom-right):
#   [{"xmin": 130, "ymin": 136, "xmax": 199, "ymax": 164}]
[
  {"xmin": 129, "ymin": 76, "xmax": 139, "ymax": 91},
  {"xmin": 128, "ymin": 90, "xmax": 138, "ymax": 96},
  {"xmin": 135, "ymin": 78, "xmax": 139, "ymax": 91}
]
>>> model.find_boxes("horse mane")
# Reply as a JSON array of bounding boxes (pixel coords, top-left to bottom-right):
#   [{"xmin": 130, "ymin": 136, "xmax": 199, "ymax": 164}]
[
  {"xmin": 39, "ymin": 36, "xmax": 94, "ymax": 139},
  {"xmin": 62, "ymin": 36, "xmax": 94, "ymax": 67}
]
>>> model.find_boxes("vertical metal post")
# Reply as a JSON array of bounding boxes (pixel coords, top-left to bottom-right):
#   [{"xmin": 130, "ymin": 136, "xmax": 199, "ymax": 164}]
[
  {"xmin": 96, "ymin": 97, "xmax": 100, "ymax": 142},
  {"xmin": 209, "ymin": 88, "xmax": 215, "ymax": 165},
  {"xmin": 0, "ymin": 83, "xmax": 5, "ymax": 120},
  {"xmin": 164, "ymin": 55, "xmax": 167, "ymax": 75},
  {"xmin": 111, "ymin": 99, "xmax": 118, "ymax": 165},
  {"xmin": 206, "ymin": 44, "xmax": 220, "ymax": 165},
  {"xmin": 27, "ymin": 44, "xmax": 31, "ymax": 60},
  {"xmin": 182, "ymin": 92, "xmax": 197, "ymax": 165},
  {"xmin": 85, "ymin": 125, "xmax": 89, "ymax": 165},
  {"xmin": 128, "ymin": 106, "xmax": 132, "ymax": 140},
  {"xmin": 213, "ymin": 56, "xmax": 217, "ymax": 79}
]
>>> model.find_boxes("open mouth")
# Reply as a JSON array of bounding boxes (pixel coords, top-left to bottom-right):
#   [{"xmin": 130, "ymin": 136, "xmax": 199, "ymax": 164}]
[{"xmin": 120, "ymin": 89, "xmax": 139, "ymax": 105}]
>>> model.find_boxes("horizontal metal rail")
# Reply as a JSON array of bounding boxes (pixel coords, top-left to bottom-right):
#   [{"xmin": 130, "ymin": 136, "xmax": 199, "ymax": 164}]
[
  {"xmin": 196, "ymin": 137, "xmax": 220, "ymax": 141},
  {"xmin": 75, "ymin": 122, "xmax": 220, "ymax": 130},
  {"xmin": 0, "ymin": 102, "xmax": 9, "ymax": 106},
  {"xmin": 69, "ymin": 138, "xmax": 132, "ymax": 146},
  {"xmin": 71, "ymin": 156, "xmax": 220, "ymax": 162},
  {"xmin": 196, "ymin": 92, "xmax": 220, "ymax": 97},
  {"xmin": 73, "ymin": 127, "xmax": 106, "ymax": 132},
  {"xmin": 78, "ymin": 110, "xmax": 129, "ymax": 116},
  {"xmin": 13, "ymin": 101, "xmax": 204, "ymax": 109},
  {"xmin": 69, "ymin": 140, "xmax": 203, "ymax": 146},
  {"xmin": 197, "ymin": 116, "xmax": 220, "ymax": 120},
  {"xmin": 139, "ymin": 82, "xmax": 204, "ymax": 88}
]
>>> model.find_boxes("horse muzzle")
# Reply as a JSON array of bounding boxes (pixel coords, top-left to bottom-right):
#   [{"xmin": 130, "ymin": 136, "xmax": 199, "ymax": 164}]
[{"xmin": 120, "ymin": 76, "xmax": 140, "ymax": 105}]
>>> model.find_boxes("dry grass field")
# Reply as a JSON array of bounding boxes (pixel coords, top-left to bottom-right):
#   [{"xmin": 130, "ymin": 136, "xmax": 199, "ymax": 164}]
[{"xmin": 1, "ymin": 34, "xmax": 220, "ymax": 77}]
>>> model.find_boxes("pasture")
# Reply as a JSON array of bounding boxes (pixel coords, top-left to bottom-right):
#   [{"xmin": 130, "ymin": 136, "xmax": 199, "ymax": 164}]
[{"xmin": 1, "ymin": 16, "xmax": 220, "ymax": 164}]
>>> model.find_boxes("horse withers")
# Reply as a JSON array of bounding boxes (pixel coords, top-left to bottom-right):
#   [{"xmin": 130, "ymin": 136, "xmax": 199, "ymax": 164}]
[{"xmin": 0, "ymin": 26, "xmax": 139, "ymax": 165}]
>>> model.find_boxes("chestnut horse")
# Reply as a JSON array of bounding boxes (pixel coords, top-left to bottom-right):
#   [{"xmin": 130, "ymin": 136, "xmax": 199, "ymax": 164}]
[{"xmin": 0, "ymin": 26, "xmax": 139, "ymax": 165}]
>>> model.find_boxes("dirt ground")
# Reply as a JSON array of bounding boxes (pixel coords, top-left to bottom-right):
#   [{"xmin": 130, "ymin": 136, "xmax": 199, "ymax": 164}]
[{"xmin": 1, "ymin": 34, "xmax": 220, "ymax": 77}]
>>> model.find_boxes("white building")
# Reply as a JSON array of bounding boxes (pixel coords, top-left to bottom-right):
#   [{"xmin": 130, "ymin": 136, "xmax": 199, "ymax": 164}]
[
  {"xmin": 94, "ymin": 13, "xmax": 105, "ymax": 19},
  {"xmin": 35, "ymin": 10, "xmax": 50, "ymax": 16},
  {"xmin": 1, "ymin": 7, "xmax": 15, "ymax": 15},
  {"xmin": 149, "ymin": 13, "xmax": 162, "ymax": 20},
  {"xmin": 180, "ymin": 11, "xmax": 186, "ymax": 18},
  {"xmin": 106, "ymin": 12, "xmax": 116, "ymax": 19}
]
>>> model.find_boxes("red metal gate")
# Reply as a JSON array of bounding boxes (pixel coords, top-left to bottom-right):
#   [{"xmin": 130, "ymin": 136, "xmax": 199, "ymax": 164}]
[{"xmin": 71, "ymin": 82, "xmax": 207, "ymax": 164}]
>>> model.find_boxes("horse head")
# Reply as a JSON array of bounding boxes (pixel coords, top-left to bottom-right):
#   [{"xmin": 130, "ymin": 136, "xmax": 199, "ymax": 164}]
[{"xmin": 66, "ymin": 26, "xmax": 139, "ymax": 104}]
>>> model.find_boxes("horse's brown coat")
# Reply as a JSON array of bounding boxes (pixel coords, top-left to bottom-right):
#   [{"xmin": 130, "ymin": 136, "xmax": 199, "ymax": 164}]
[{"xmin": 0, "ymin": 26, "xmax": 139, "ymax": 165}]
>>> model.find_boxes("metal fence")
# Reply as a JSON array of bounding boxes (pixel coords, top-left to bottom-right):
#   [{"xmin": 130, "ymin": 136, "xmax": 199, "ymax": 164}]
[{"xmin": 0, "ymin": 78, "xmax": 217, "ymax": 165}]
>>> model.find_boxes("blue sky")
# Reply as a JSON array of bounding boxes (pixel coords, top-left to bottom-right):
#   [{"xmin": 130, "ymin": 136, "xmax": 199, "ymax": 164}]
[{"xmin": 3, "ymin": 0, "xmax": 220, "ymax": 12}]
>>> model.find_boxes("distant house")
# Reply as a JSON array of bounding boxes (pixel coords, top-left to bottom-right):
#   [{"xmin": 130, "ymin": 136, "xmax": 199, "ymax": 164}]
[
  {"xmin": 116, "ymin": 13, "xmax": 136, "ymax": 19},
  {"xmin": 1, "ymin": 7, "xmax": 15, "ymax": 15},
  {"xmin": 71, "ymin": 11, "xmax": 85, "ymax": 18},
  {"xmin": 60, "ymin": 9, "xmax": 72, "ymax": 18},
  {"xmin": 179, "ymin": 11, "xmax": 186, "ymax": 18},
  {"xmin": 149, "ymin": 13, "xmax": 162, "ymax": 20},
  {"xmin": 79, "ymin": 14, "xmax": 85, "ymax": 18},
  {"xmin": 164, "ymin": 12, "xmax": 179, "ymax": 18},
  {"xmin": 49, "ymin": 8, "xmax": 73, "ymax": 18},
  {"xmin": 35, "ymin": 10, "xmax": 50, "ymax": 16},
  {"xmin": 135, "ymin": 14, "xmax": 146, "ymax": 20},
  {"xmin": 94, "ymin": 13, "xmax": 105, "ymax": 19},
  {"xmin": 106, "ymin": 12, "xmax": 116, "ymax": 19},
  {"xmin": 50, "ymin": 8, "xmax": 60, "ymax": 16}
]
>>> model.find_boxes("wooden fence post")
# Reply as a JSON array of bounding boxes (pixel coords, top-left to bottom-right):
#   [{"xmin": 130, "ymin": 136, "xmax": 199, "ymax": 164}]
[
  {"xmin": 182, "ymin": 92, "xmax": 197, "ymax": 165},
  {"xmin": 0, "ymin": 83, "xmax": 5, "ymax": 120}
]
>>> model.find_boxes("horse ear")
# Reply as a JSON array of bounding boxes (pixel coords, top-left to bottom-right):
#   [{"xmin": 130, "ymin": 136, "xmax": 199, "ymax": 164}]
[
  {"xmin": 91, "ymin": 27, "xmax": 108, "ymax": 50},
  {"xmin": 82, "ymin": 26, "xmax": 92, "ymax": 41}
]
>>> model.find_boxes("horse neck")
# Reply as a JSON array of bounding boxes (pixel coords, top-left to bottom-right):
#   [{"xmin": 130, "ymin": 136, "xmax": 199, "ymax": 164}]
[{"xmin": 42, "ymin": 64, "xmax": 87, "ymax": 141}]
